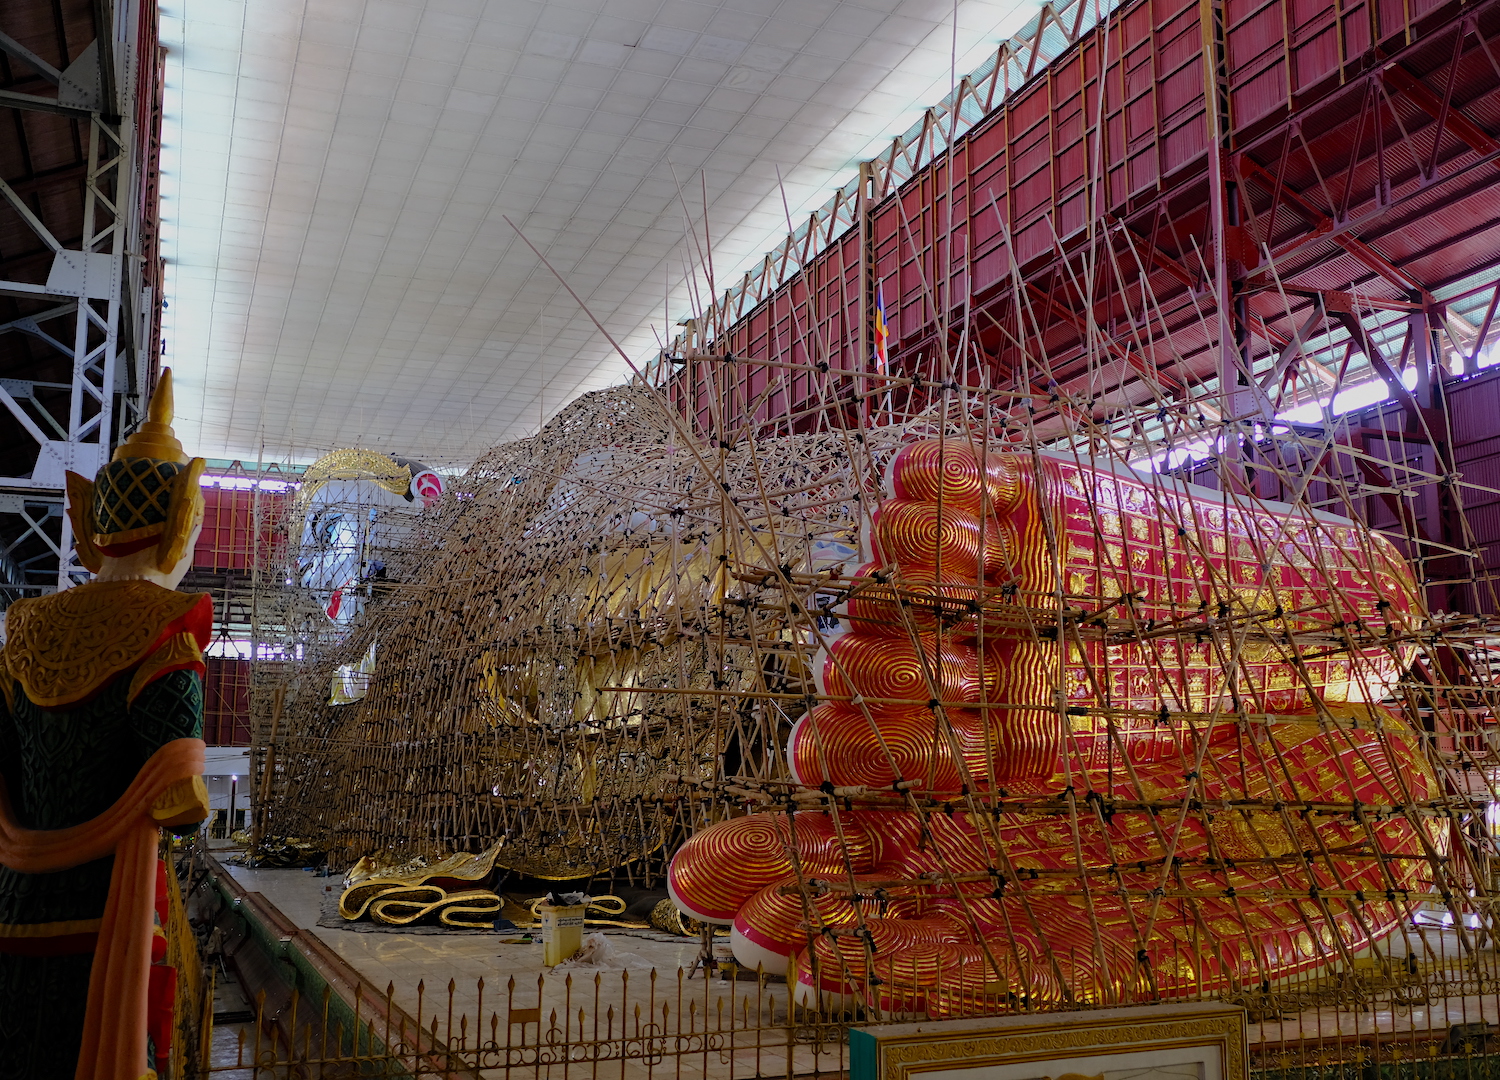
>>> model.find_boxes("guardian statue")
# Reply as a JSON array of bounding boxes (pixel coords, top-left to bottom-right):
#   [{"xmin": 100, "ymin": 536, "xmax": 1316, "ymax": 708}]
[{"xmin": 0, "ymin": 370, "xmax": 212, "ymax": 1078}]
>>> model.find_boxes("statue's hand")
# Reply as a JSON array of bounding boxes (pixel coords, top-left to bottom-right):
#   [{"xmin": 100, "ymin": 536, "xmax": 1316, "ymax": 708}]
[{"xmin": 151, "ymin": 775, "xmax": 210, "ymax": 829}]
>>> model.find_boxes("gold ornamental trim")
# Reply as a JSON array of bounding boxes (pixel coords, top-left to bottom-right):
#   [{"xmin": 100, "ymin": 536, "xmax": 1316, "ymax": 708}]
[
  {"xmin": 871, "ymin": 1007, "xmax": 1247, "ymax": 1080},
  {"xmin": 90, "ymin": 521, "xmax": 166, "ymax": 548},
  {"xmin": 3, "ymin": 582, "xmax": 208, "ymax": 708},
  {"xmin": 129, "ymin": 631, "xmax": 205, "ymax": 705},
  {"xmin": 300, "ymin": 449, "xmax": 413, "ymax": 503},
  {"xmin": 364, "ymin": 887, "xmax": 505, "ymax": 929},
  {"xmin": 341, "ymin": 844, "xmax": 504, "ymax": 920},
  {"xmin": 341, "ymin": 844, "xmax": 507, "ymax": 928}
]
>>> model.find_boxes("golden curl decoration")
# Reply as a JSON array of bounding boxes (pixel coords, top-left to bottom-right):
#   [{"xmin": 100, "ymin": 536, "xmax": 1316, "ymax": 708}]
[{"xmin": 874, "ymin": 499, "xmax": 985, "ymax": 579}]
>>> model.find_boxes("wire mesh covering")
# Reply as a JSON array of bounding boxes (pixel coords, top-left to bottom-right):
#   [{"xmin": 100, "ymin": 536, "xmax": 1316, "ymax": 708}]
[{"xmin": 257, "ymin": 385, "xmax": 926, "ymax": 880}]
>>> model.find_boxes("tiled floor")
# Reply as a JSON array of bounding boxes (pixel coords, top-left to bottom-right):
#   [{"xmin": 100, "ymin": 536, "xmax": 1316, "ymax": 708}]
[
  {"xmin": 220, "ymin": 865, "xmax": 769, "ymax": 1040},
  {"xmin": 216, "ymin": 864, "xmax": 841, "ymax": 1078}
]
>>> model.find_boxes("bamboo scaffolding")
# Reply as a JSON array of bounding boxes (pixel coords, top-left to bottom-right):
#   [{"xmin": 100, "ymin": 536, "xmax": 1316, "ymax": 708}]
[{"xmin": 236, "ymin": 190, "xmax": 1500, "ymax": 1041}]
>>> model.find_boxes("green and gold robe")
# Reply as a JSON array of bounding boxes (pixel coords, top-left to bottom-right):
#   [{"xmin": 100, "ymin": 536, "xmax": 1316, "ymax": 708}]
[{"xmin": 0, "ymin": 581, "xmax": 212, "ymax": 1078}]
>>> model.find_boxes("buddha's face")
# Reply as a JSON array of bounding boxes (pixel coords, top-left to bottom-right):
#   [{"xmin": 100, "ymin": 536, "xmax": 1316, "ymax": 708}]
[{"xmin": 298, "ymin": 477, "xmax": 429, "ymax": 624}]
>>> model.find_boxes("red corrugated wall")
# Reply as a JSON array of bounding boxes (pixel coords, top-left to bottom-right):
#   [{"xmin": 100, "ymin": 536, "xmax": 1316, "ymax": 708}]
[
  {"xmin": 202, "ymin": 657, "xmax": 251, "ymax": 746},
  {"xmin": 193, "ymin": 485, "xmax": 288, "ymax": 571},
  {"xmin": 194, "ymin": 487, "xmax": 254, "ymax": 570},
  {"xmin": 193, "ymin": 485, "xmax": 287, "ymax": 745},
  {"xmin": 671, "ymin": 0, "xmax": 1463, "ymax": 433}
]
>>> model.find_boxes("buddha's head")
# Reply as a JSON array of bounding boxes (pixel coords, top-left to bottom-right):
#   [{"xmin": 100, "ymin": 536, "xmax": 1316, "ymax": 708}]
[
  {"xmin": 64, "ymin": 369, "xmax": 206, "ymax": 588},
  {"xmin": 297, "ymin": 448, "xmax": 445, "ymax": 623}
]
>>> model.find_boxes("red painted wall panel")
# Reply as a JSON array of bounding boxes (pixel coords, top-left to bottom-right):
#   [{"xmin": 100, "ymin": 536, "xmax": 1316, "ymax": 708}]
[
  {"xmin": 203, "ymin": 656, "xmax": 251, "ymax": 746},
  {"xmin": 193, "ymin": 486, "xmax": 288, "ymax": 572},
  {"xmin": 677, "ymin": 0, "xmax": 1463, "ymax": 438},
  {"xmin": 195, "ymin": 487, "xmax": 253, "ymax": 571}
]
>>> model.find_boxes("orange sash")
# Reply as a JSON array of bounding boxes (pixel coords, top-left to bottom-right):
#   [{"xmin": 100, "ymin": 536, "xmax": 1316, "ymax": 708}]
[{"xmin": 0, "ymin": 737, "xmax": 205, "ymax": 1080}]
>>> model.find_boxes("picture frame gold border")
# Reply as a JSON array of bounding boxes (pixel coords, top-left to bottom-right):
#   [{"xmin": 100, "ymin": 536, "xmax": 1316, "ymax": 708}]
[{"xmin": 862, "ymin": 1004, "xmax": 1247, "ymax": 1080}]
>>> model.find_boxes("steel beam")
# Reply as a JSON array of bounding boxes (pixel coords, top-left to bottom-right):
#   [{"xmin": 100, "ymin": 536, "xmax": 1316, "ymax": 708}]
[
  {"xmin": 0, "ymin": 30, "xmax": 63, "ymax": 85},
  {"xmin": 0, "ymin": 17, "xmax": 148, "ymax": 593},
  {"xmin": 1382, "ymin": 60, "xmax": 1500, "ymax": 169},
  {"xmin": 0, "ymin": 89, "xmax": 93, "ymax": 119},
  {"xmin": 1237, "ymin": 157, "xmax": 1429, "ymax": 299}
]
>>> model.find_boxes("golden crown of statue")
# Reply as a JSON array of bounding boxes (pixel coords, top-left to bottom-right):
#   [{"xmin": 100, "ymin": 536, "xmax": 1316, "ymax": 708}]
[{"xmin": 65, "ymin": 369, "xmax": 207, "ymax": 573}]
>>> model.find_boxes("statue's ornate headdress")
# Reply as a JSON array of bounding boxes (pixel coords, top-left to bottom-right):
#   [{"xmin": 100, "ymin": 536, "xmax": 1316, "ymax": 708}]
[{"xmin": 65, "ymin": 369, "xmax": 206, "ymax": 573}]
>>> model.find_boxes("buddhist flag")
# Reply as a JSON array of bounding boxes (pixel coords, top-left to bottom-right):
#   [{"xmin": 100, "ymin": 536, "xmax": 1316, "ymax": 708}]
[{"xmin": 873, "ymin": 281, "xmax": 890, "ymax": 373}]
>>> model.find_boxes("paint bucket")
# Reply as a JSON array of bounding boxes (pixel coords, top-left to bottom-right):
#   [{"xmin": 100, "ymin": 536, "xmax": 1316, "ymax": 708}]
[{"xmin": 539, "ymin": 903, "xmax": 585, "ymax": 965}]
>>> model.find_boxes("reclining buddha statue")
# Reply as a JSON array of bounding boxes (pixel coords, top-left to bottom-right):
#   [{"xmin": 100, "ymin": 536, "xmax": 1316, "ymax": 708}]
[
  {"xmin": 668, "ymin": 437, "xmax": 1439, "ymax": 1015},
  {"xmin": 0, "ymin": 369, "xmax": 211, "ymax": 1078}
]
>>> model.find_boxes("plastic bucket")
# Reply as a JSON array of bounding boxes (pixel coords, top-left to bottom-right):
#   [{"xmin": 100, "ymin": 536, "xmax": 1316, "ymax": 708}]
[{"xmin": 538, "ymin": 903, "xmax": 585, "ymax": 965}]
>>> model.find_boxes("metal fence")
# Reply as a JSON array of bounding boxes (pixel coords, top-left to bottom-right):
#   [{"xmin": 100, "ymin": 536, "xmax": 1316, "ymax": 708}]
[
  {"xmin": 204, "ymin": 966, "xmax": 848, "ymax": 1080},
  {"xmin": 196, "ymin": 937, "xmax": 1500, "ymax": 1079}
]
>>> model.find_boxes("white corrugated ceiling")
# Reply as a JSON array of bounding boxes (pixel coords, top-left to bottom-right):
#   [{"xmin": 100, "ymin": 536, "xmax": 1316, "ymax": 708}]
[{"xmin": 159, "ymin": 0, "xmax": 1040, "ymax": 466}]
